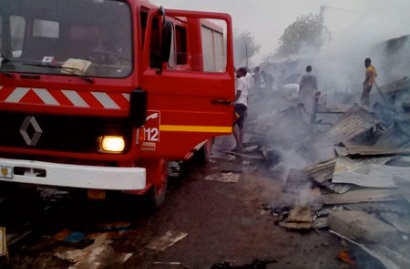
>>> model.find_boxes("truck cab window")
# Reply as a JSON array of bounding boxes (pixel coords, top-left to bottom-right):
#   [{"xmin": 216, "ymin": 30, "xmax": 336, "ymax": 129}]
[
  {"xmin": 0, "ymin": 17, "xmax": 2, "ymax": 53},
  {"xmin": 176, "ymin": 25, "xmax": 187, "ymax": 65},
  {"xmin": 149, "ymin": 19, "xmax": 175, "ymax": 69},
  {"xmin": 1, "ymin": 0, "xmax": 132, "ymax": 78},
  {"xmin": 149, "ymin": 17, "xmax": 160, "ymax": 68},
  {"xmin": 201, "ymin": 25, "xmax": 226, "ymax": 72},
  {"xmin": 140, "ymin": 9, "xmax": 148, "ymax": 48},
  {"xmin": 167, "ymin": 22, "xmax": 176, "ymax": 68}
]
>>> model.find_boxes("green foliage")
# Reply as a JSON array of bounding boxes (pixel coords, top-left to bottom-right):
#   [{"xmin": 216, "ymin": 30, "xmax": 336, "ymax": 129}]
[
  {"xmin": 233, "ymin": 30, "xmax": 260, "ymax": 66},
  {"xmin": 275, "ymin": 14, "xmax": 331, "ymax": 58}
]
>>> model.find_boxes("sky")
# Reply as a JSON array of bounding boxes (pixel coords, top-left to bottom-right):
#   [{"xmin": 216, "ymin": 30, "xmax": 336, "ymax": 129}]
[
  {"xmin": 152, "ymin": 0, "xmax": 410, "ymax": 64},
  {"xmin": 151, "ymin": 0, "xmax": 410, "ymax": 97}
]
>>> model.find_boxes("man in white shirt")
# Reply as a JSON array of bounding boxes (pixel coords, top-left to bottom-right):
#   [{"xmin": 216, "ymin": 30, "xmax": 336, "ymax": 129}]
[
  {"xmin": 232, "ymin": 67, "xmax": 249, "ymax": 151},
  {"xmin": 245, "ymin": 68, "xmax": 254, "ymax": 91}
]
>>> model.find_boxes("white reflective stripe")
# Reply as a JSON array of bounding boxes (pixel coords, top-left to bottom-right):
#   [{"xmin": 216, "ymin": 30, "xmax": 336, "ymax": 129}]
[
  {"xmin": 61, "ymin": 89, "xmax": 90, "ymax": 107},
  {"xmin": 1, "ymin": 86, "xmax": 129, "ymax": 109},
  {"xmin": 122, "ymin": 93, "xmax": 130, "ymax": 101},
  {"xmin": 92, "ymin": 92, "xmax": 120, "ymax": 109},
  {"xmin": 5, "ymin": 87, "xmax": 29, "ymax": 103},
  {"xmin": 33, "ymin": 88, "xmax": 59, "ymax": 105}
]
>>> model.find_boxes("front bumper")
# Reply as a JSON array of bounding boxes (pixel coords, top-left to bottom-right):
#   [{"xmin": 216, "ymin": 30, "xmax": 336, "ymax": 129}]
[{"xmin": 0, "ymin": 158, "xmax": 146, "ymax": 190}]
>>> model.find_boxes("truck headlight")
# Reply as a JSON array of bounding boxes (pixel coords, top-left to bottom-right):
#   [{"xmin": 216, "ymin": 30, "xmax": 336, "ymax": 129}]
[{"xmin": 98, "ymin": 136, "xmax": 125, "ymax": 153}]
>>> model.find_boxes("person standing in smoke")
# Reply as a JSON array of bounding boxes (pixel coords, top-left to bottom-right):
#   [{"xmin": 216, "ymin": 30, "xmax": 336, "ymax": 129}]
[
  {"xmin": 253, "ymin": 66, "xmax": 261, "ymax": 91},
  {"xmin": 232, "ymin": 67, "xmax": 249, "ymax": 152},
  {"xmin": 361, "ymin": 58, "xmax": 377, "ymax": 108},
  {"xmin": 245, "ymin": 67, "xmax": 254, "ymax": 93},
  {"xmin": 299, "ymin": 65, "xmax": 318, "ymax": 114},
  {"xmin": 261, "ymin": 70, "xmax": 274, "ymax": 92}
]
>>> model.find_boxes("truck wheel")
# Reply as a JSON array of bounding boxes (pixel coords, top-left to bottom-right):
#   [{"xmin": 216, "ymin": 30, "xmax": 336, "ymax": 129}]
[{"xmin": 144, "ymin": 159, "xmax": 168, "ymax": 213}]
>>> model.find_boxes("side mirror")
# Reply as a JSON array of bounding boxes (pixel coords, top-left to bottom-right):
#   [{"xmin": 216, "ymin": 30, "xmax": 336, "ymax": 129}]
[
  {"xmin": 154, "ymin": 6, "xmax": 173, "ymax": 74},
  {"xmin": 158, "ymin": 6, "xmax": 165, "ymax": 17}
]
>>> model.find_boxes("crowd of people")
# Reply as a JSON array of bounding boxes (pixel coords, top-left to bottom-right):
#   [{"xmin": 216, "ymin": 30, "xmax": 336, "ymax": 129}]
[{"xmin": 231, "ymin": 58, "xmax": 377, "ymax": 151}]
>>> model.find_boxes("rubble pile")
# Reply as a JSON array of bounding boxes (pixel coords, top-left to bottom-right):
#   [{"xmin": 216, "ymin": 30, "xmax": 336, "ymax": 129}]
[{"xmin": 244, "ymin": 84, "xmax": 410, "ymax": 268}]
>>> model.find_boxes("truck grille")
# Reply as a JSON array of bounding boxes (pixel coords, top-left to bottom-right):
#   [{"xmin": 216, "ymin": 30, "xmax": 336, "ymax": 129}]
[{"xmin": 0, "ymin": 112, "xmax": 132, "ymax": 153}]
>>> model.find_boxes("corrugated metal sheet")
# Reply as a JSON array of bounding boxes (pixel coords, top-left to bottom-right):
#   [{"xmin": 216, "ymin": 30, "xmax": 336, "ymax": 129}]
[
  {"xmin": 353, "ymin": 156, "xmax": 397, "ymax": 164},
  {"xmin": 379, "ymin": 77, "xmax": 410, "ymax": 95},
  {"xmin": 283, "ymin": 169, "xmax": 311, "ymax": 194},
  {"xmin": 322, "ymin": 189, "xmax": 401, "ymax": 205},
  {"xmin": 343, "ymin": 143, "xmax": 410, "ymax": 156},
  {"xmin": 394, "ymin": 177, "xmax": 410, "ymax": 203},
  {"xmin": 375, "ymin": 121, "xmax": 410, "ymax": 148},
  {"xmin": 316, "ymin": 104, "xmax": 352, "ymax": 114},
  {"xmin": 380, "ymin": 212, "xmax": 410, "ymax": 234},
  {"xmin": 325, "ymin": 105, "xmax": 380, "ymax": 144},
  {"xmin": 345, "ymin": 201, "xmax": 410, "ymax": 214},
  {"xmin": 321, "ymin": 180, "xmax": 353, "ymax": 194},
  {"xmin": 332, "ymin": 158, "xmax": 398, "ymax": 188},
  {"xmin": 303, "ymin": 159, "xmax": 336, "ymax": 183}
]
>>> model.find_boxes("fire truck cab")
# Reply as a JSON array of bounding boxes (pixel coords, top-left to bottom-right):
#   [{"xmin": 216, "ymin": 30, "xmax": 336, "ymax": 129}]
[{"xmin": 0, "ymin": 0, "xmax": 235, "ymax": 208}]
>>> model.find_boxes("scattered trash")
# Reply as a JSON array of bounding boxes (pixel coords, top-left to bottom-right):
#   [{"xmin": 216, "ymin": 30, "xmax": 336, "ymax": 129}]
[
  {"xmin": 0, "ymin": 227, "xmax": 9, "ymax": 262},
  {"xmin": 204, "ymin": 172, "xmax": 240, "ymax": 183},
  {"xmin": 225, "ymin": 150, "xmax": 265, "ymax": 160},
  {"xmin": 119, "ymin": 253, "xmax": 133, "ymax": 263},
  {"xmin": 280, "ymin": 205, "xmax": 313, "ymax": 230},
  {"xmin": 94, "ymin": 221, "xmax": 131, "ymax": 232},
  {"xmin": 313, "ymin": 217, "xmax": 328, "ymax": 229},
  {"xmin": 54, "ymin": 229, "xmax": 86, "ymax": 243},
  {"xmin": 6, "ymin": 230, "xmax": 32, "ymax": 247},
  {"xmin": 145, "ymin": 231, "xmax": 188, "ymax": 252},
  {"xmin": 53, "ymin": 222, "xmax": 133, "ymax": 243},
  {"xmin": 145, "ymin": 261, "xmax": 191, "ymax": 268},
  {"xmin": 211, "ymin": 259, "xmax": 277, "ymax": 269},
  {"xmin": 55, "ymin": 234, "xmax": 107, "ymax": 263},
  {"xmin": 337, "ymin": 249, "xmax": 356, "ymax": 265},
  {"xmin": 266, "ymin": 205, "xmax": 291, "ymax": 224},
  {"xmin": 37, "ymin": 187, "xmax": 69, "ymax": 202},
  {"xmin": 331, "ymin": 230, "xmax": 410, "ymax": 269}
]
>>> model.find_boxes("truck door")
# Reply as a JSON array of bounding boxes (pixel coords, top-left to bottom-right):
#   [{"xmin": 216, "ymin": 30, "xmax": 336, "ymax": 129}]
[{"xmin": 140, "ymin": 9, "xmax": 235, "ymax": 160}]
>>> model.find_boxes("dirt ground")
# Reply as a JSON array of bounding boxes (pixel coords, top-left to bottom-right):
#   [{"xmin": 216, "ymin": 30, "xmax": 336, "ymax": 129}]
[{"xmin": 0, "ymin": 135, "xmax": 352, "ymax": 269}]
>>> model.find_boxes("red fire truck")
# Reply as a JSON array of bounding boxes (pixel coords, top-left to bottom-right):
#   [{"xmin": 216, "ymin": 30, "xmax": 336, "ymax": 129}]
[{"xmin": 0, "ymin": 0, "xmax": 235, "ymax": 209}]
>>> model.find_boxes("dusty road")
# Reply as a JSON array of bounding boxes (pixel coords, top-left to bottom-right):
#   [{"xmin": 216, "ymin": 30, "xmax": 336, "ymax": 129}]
[{"xmin": 0, "ymin": 137, "xmax": 349, "ymax": 269}]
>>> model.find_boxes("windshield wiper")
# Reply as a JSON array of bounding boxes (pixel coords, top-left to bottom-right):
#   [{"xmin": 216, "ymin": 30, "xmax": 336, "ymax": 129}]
[
  {"xmin": 0, "ymin": 55, "xmax": 14, "ymax": 78},
  {"xmin": 0, "ymin": 69, "xmax": 13, "ymax": 78},
  {"xmin": 23, "ymin": 63, "xmax": 94, "ymax": 84}
]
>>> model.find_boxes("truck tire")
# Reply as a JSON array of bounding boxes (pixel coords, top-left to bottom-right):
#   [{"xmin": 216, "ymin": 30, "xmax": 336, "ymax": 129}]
[{"xmin": 144, "ymin": 159, "xmax": 168, "ymax": 213}]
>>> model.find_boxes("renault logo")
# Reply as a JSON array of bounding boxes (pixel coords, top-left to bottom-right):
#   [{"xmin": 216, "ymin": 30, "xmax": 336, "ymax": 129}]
[
  {"xmin": 1, "ymin": 167, "xmax": 8, "ymax": 177},
  {"xmin": 20, "ymin": 116, "xmax": 43, "ymax": 146}
]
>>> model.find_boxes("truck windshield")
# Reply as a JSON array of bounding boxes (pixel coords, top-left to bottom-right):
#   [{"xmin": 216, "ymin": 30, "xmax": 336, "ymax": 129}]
[{"xmin": 0, "ymin": 0, "xmax": 133, "ymax": 78}]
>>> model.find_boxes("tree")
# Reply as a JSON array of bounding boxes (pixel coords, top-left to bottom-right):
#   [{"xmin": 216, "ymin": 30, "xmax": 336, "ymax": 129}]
[
  {"xmin": 275, "ymin": 14, "xmax": 331, "ymax": 58},
  {"xmin": 233, "ymin": 30, "xmax": 260, "ymax": 67}
]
